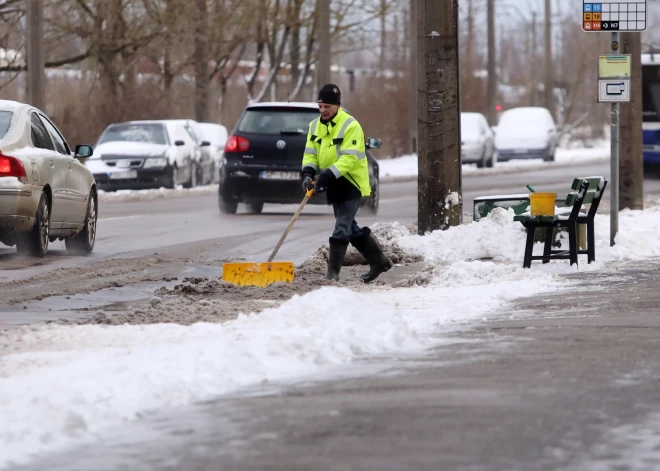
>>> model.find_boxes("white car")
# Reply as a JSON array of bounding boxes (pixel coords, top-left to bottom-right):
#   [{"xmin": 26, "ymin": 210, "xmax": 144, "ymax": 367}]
[
  {"xmin": 461, "ymin": 112, "xmax": 495, "ymax": 168},
  {"xmin": 86, "ymin": 120, "xmax": 197, "ymax": 190},
  {"xmin": 199, "ymin": 122, "xmax": 228, "ymax": 183},
  {"xmin": 0, "ymin": 100, "xmax": 97, "ymax": 256},
  {"xmin": 494, "ymin": 107, "xmax": 559, "ymax": 162},
  {"xmin": 166, "ymin": 119, "xmax": 214, "ymax": 185}
]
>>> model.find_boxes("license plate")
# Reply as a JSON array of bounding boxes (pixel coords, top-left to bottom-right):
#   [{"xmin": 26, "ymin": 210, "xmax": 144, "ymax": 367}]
[
  {"xmin": 259, "ymin": 171, "xmax": 299, "ymax": 180},
  {"xmin": 514, "ymin": 149, "xmax": 529, "ymax": 154},
  {"xmin": 108, "ymin": 170, "xmax": 138, "ymax": 180}
]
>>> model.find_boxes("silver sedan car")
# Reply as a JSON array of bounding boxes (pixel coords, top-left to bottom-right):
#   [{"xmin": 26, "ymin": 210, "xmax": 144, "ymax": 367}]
[{"xmin": 0, "ymin": 100, "xmax": 97, "ymax": 256}]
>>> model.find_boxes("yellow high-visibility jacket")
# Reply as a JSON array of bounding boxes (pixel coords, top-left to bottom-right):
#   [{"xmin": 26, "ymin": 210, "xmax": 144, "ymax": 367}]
[{"xmin": 302, "ymin": 108, "xmax": 370, "ymax": 198}]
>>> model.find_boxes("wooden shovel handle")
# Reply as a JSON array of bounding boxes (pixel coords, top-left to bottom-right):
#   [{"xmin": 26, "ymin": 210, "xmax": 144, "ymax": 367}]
[{"xmin": 267, "ymin": 188, "xmax": 314, "ymax": 263}]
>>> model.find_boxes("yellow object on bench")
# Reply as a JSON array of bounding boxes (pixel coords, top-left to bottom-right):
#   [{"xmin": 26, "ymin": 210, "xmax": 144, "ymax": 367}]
[{"xmin": 530, "ymin": 192, "xmax": 556, "ymax": 216}]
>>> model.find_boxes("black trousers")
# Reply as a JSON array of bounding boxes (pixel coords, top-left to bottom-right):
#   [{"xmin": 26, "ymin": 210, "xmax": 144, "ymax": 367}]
[{"xmin": 331, "ymin": 199, "xmax": 365, "ymax": 242}]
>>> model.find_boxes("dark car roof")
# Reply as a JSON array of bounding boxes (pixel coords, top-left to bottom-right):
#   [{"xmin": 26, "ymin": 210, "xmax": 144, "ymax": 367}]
[{"xmin": 245, "ymin": 101, "xmax": 319, "ymax": 111}]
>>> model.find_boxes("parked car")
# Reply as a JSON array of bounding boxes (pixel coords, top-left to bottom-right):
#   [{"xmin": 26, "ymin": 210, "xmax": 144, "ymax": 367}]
[
  {"xmin": 461, "ymin": 112, "xmax": 495, "ymax": 168},
  {"xmin": 0, "ymin": 99, "xmax": 97, "ymax": 256},
  {"xmin": 494, "ymin": 107, "xmax": 559, "ymax": 162},
  {"xmin": 218, "ymin": 102, "xmax": 381, "ymax": 214},
  {"xmin": 199, "ymin": 122, "xmax": 228, "ymax": 183},
  {"xmin": 86, "ymin": 120, "xmax": 196, "ymax": 190},
  {"xmin": 166, "ymin": 119, "xmax": 214, "ymax": 185}
]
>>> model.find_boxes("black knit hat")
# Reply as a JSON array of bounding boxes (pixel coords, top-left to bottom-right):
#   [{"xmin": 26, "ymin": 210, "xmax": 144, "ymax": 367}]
[{"xmin": 317, "ymin": 83, "xmax": 341, "ymax": 105}]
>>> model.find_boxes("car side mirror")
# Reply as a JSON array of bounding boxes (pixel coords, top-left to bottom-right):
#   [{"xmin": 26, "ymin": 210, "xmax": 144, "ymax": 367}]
[
  {"xmin": 366, "ymin": 137, "xmax": 381, "ymax": 149},
  {"xmin": 201, "ymin": 140, "xmax": 211, "ymax": 147},
  {"xmin": 175, "ymin": 140, "xmax": 185, "ymax": 146},
  {"xmin": 75, "ymin": 144, "xmax": 93, "ymax": 162}
]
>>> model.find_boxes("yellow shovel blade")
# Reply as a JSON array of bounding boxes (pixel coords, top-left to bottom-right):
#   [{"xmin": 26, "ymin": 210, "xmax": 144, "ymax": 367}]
[{"xmin": 222, "ymin": 262, "xmax": 295, "ymax": 287}]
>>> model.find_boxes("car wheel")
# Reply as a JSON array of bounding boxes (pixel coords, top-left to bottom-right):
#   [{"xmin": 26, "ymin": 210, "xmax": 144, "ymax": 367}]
[
  {"xmin": 65, "ymin": 191, "xmax": 98, "ymax": 254},
  {"xmin": 364, "ymin": 181, "xmax": 379, "ymax": 215},
  {"xmin": 166, "ymin": 165, "xmax": 178, "ymax": 189},
  {"xmin": 248, "ymin": 201, "xmax": 264, "ymax": 214},
  {"xmin": 198, "ymin": 162, "xmax": 206, "ymax": 186},
  {"xmin": 219, "ymin": 193, "xmax": 238, "ymax": 214},
  {"xmin": 20, "ymin": 193, "xmax": 50, "ymax": 257},
  {"xmin": 486, "ymin": 150, "xmax": 496, "ymax": 168},
  {"xmin": 184, "ymin": 162, "xmax": 198, "ymax": 189},
  {"xmin": 476, "ymin": 148, "xmax": 486, "ymax": 168},
  {"xmin": 544, "ymin": 150, "xmax": 555, "ymax": 162}
]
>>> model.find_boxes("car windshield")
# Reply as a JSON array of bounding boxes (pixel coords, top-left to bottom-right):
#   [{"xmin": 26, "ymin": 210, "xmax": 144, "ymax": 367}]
[
  {"xmin": 499, "ymin": 109, "xmax": 548, "ymax": 131},
  {"xmin": 97, "ymin": 123, "xmax": 168, "ymax": 145},
  {"xmin": 237, "ymin": 109, "xmax": 320, "ymax": 135},
  {"xmin": 0, "ymin": 111, "xmax": 13, "ymax": 140},
  {"xmin": 461, "ymin": 114, "xmax": 482, "ymax": 139}
]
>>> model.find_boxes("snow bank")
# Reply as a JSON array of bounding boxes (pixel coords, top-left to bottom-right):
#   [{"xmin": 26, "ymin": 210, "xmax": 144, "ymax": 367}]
[
  {"xmin": 2, "ymin": 199, "xmax": 660, "ymax": 467},
  {"xmin": 98, "ymin": 184, "xmax": 216, "ymax": 203}
]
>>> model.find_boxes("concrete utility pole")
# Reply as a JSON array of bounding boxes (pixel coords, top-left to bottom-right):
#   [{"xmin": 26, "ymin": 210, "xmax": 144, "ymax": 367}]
[
  {"xmin": 544, "ymin": 0, "xmax": 554, "ymax": 119},
  {"xmin": 194, "ymin": 0, "xmax": 210, "ymax": 123},
  {"xmin": 318, "ymin": 0, "xmax": 331, "ymax": 88},
  {"xmin": 487, "ymin": 0, "xmax": 496, "ymax": 125},
  {"xmin": 409, "ymin": 0, "xmax": 417, "ymax": 154},
  {"xmin": 416, "ymin": 0, "xmax": 462, "ymax": 233},
  {"xmin": 26, "ymin": 0, "xmax": 45, "ymax": 111},
  {"xmin": 619, "ymin": 33, "xmax": 644, "ymax": 210}
]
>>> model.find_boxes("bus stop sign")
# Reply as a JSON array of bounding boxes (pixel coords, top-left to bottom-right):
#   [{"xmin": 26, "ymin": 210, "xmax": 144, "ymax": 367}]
[{"xmin": 583, "ymin": 1, "xmax": 647, "ymax": 32}]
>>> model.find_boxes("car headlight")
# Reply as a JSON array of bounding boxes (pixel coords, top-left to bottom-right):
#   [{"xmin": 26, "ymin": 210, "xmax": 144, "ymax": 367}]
[{"xmin": 143, "ymin": 157, "xmax": 168, "ymax": 169}]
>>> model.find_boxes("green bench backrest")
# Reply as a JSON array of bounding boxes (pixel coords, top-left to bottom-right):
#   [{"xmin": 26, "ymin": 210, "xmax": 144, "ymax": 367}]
[{"xmin": 569, "ymin": 177, "xmax": 606, "ymax": 205}]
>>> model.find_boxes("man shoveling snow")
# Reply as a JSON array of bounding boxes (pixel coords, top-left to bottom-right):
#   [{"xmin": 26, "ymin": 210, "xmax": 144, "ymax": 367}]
[{"xmin": 301, "ymin": 83, "xmax": 393, "ymax": 282}]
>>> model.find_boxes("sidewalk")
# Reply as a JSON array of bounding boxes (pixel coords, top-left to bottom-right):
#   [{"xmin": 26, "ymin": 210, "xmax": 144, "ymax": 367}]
[{"xmin": 20, "ymin": 257, "xmax": 660, "ymax": 471}]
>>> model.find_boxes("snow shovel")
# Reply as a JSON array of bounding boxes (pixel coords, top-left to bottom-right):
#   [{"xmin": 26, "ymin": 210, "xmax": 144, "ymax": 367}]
[{"xmin": 222, "ymin": 188, "xmax": 315, "ymax": 287}]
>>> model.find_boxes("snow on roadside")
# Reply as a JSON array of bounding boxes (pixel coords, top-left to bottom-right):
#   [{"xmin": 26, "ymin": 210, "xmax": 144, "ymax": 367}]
[
  {"xmin": 2, "ymin": 198, "xmax": 659, "ymax": 468},
  {"xmin": 379, "ymin": 144, "xmax": 610, "ymax": 180},
  {"xmin": 97, "ymin": 184, "xmax": 216, "ymax": 203}
]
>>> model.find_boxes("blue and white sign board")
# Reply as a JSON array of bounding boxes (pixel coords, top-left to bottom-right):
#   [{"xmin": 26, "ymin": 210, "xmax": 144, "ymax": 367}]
[
  {"xmin": 598, "ymin": 79, "xmax": 631, "ymax": 102},
  {"xmin": 583, "ymin": 1, "xmax": 647, "ymax": 31}
]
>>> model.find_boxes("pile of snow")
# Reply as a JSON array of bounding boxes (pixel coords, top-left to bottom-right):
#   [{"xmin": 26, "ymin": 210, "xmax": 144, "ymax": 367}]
[
  {"xmin": 304, "ymin": 222, "xmax": 423, "ymax": 267},
  {"xmin": 379, "ymin": 143, "xmax": 610, "ymax": 181},
  {"xmin": 98, "ymin": 184, "xmax": 216, "ymax": 203},
  {"xmin": 2, "ymin": 200, "xmax": 660, "ymax": 467}
]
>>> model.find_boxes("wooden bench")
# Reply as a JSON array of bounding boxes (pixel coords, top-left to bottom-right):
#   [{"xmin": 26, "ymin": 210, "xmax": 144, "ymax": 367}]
[{"xmin": 512, "ymin": 177, "xmax": 608, "ymax": 268}]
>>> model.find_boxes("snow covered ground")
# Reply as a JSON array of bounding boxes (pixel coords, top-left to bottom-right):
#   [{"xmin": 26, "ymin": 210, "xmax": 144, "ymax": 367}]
[
  {"xmin": 2, "ymin": 194, "xmax": 659, "ymax": 468},
  {"xmin": 379, "ymin": 142, "xmax": 610, "ymax": 180},
  {"xmin": 98, "ymin": 184, "xmax": 217, "ymax": 203}
]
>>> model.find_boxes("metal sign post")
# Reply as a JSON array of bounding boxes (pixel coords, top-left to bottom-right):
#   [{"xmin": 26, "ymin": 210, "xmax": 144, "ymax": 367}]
[
  {"xmin": 598, "ymin": 51, "xmax": 631, "ymax": 246},
  {"xmin": 610, "ymin": 36, "xmax": 621, "ymax": 247},
  {"xmin": 585, "ymin": 0, "xmax": 645, "ymax": 247}
]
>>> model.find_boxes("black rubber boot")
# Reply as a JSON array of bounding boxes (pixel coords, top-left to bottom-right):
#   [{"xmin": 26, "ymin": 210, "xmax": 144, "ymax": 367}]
[
  {"xmin": 323, "ymin": 238, "xmax": 348, "ymax": 281},
  {"xmin": 350, "ymin": 227, "xmax": 393, "ymax": 283}
]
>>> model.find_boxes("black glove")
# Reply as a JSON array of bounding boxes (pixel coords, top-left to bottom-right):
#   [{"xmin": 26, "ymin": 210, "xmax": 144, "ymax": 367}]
[
  {"xmin": 302, "ymin": 175, "xmax": 314, "ymax": 192},
  {"xmin": 313, "ymin": 171, "xmax": 333, "ymax": 194}
]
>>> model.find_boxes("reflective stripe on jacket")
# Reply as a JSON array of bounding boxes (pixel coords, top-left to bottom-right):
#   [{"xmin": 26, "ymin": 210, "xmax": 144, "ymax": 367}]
[{"xmin": 302, "ymin": 108, "xmax": 370, "ymax": 197}]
